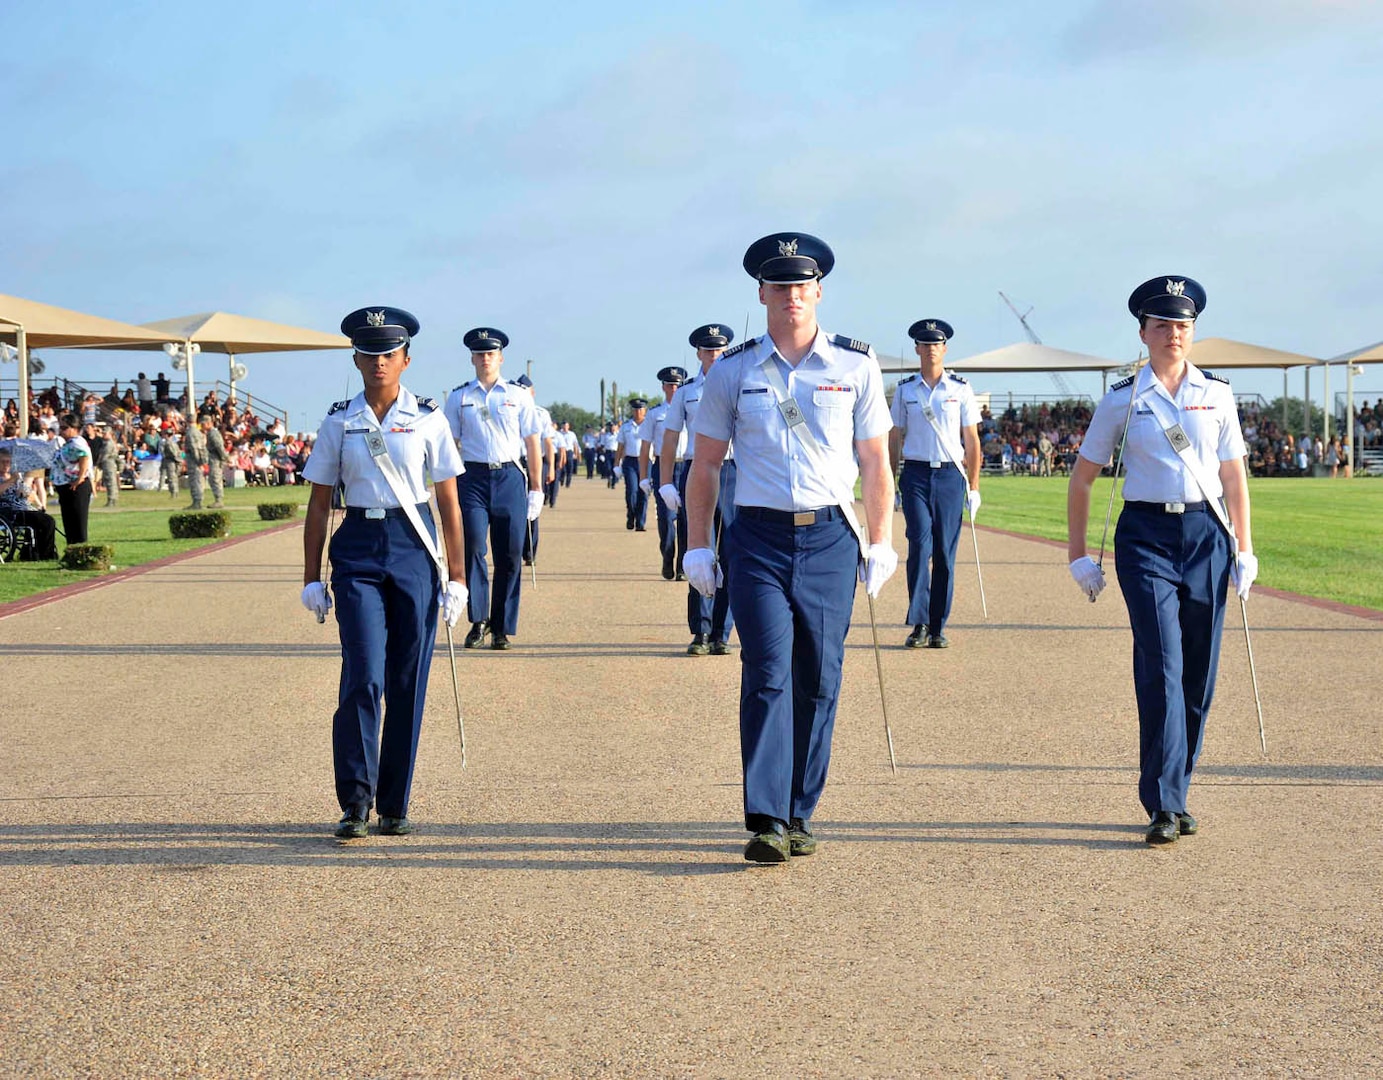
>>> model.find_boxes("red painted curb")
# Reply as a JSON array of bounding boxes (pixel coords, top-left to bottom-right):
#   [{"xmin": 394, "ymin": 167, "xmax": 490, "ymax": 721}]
[
  {"xmin": 0, "ymin": 519, "xmax": 303, "ymax": 622},
  {"xmin": 973, "ymin": 524, "xmax": 1383, "ymax": 623}
]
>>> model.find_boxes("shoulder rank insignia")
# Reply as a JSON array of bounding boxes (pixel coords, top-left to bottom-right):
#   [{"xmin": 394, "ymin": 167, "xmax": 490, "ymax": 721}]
[
  {"xmin": 721, "ymin": 336, "xmax": 758, "ymax": 358},
  {"xmin": 1110, "ymin": 376, "xmax": 1135, "ymax": 392},
  {"xmin": 899, "ymin": 374, "xmax": 917, "ymax": 385},
  {"xmin": 951, "ymin": 374, "xmax": 968, "ymax": 385},
  {"xmin": 451, "ymin": 380, "xmax": 472, "ymax": 393},
  {"xmin": 418, "ymin": 396, "xmax": 438, "ymax": 411},
  {"xmin": 1202, "ymin": 369, "xmax": 1230, "ymax": 385},
  {"xmin": 830, "ymin": 334, "xmax": 870, "ymax": 354},
  {"xmin": 327, "ymin": 399, "xmax": 350, "ymax": 415}
]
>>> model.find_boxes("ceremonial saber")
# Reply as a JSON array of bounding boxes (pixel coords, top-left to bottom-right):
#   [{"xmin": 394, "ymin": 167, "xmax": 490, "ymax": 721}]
[
  {"xmin": 864, "ymin": 591, "xmax": 898, "ymax": 777},
  {"xmin": 527, "ymin": 519, "xmax": 538, "ymax": 588},
  {"xmin": 1239, "ymin": 595, "xmax": 1267, "ymax": 756},
  {"xmin": 967, "ymin": 510, "xmax": 988, "ymax": 620},
  {"xmin": 444, "ymin": 621, "xmax": 467, "ymax": 767}
]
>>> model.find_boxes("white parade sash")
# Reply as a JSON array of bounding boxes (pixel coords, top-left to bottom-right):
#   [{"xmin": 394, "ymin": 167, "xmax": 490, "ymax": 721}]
[
  {"xmin": 919, "ymin": 397, "xmax": 969, "ymax": 484},
  {"xmin": 1137, "ymin": 386, "xmax": 1236, "ymax": 543},
  {"xmin": 361, "ymin": 427, "xmax": 447, "ymax": 579}
]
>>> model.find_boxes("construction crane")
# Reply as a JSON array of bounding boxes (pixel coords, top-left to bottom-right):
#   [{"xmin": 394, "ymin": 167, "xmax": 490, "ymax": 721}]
[{"xmin": 999, "ymin": 291, "xmax": 1076, "ymax": 398}]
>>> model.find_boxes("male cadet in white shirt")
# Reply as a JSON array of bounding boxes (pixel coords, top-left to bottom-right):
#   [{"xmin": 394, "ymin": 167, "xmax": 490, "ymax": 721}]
[
  {"xmin": 888, "ymin": 319, "xmax": 981, "ymax": 649},
  {"xmin": 512, "ymin": 373, "xmax": 556, "ymax": 563},
  {"xmin": 443, "ymin": 328, "xmax": 544, "ymax": 651},
  {"xmin": 638, "ymin": 365, "xmax": 688, "ymax": 580},
  {"xmin": 601, "ymin": 423, "xmax": 621, "ymax": 487},
  {"xmin": 684, "ymin": 232, "xmax": 897, "ymax": 863},
  {"xmin": 619, "ymin": 399, "xmax": 649, "ymax": 531},
  {"xmin": 660, "ymin": 325, "xmax": 738, "ymax": 654},
  {"xmin": 582, "ymin": 427, "xmax": 598, "ymax": 479}
]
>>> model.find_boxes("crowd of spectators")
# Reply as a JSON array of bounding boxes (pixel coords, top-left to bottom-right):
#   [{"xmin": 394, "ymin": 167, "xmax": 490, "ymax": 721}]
[
  {"xmin": 2, "ymin": 376, "xmax": 313, "ymax": 499},
  {"xmin": 978, "ymin": 400, "xmax": 1092, "ymax": 476}
]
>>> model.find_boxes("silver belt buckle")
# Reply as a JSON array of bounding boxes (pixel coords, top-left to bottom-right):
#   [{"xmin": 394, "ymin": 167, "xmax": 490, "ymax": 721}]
[
  {"xmin": 930, "ymin": 461, "xmax": 942, "ymax": 469},
  {"xmin": 793, "ymin": 511, "xmax": 816, "ymax": 526},
  {"xmin": 489, "ymin": 461, "xmax": 504, "ymax": 470},
  {"xmin": 365, "ymin": 507, "xmax": 386, "ymax": 520},
  {"xmin": 1163, "ymin": 502, "xmax": 1186, "ymax": 514}
]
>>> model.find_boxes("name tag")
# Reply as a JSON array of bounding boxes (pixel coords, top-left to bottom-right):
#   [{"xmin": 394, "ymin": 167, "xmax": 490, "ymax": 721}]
[{"xmin": 365, "ymin": 431, "xmax": 387, "ymax": 458}]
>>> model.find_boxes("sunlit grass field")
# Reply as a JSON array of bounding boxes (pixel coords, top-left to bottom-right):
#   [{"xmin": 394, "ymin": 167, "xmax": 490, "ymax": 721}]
[
  {"xmin": 975, "ymin": 475, "xmax": 1383, "ymax": 612},
  {"xmin": 0, "ymin": 485, "xmax": 311, "ymax": 605}
]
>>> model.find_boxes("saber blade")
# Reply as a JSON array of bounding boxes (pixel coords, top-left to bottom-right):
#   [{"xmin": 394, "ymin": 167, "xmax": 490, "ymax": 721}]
[
  {"xmin": 444, "ymin": 621, "xmax": 467, "ymax": 768},
  {"xmin": 968, "ymin": 514, "xmax": 988, "ymax": 619},
  {"xmin": 1239, "ymin": 596, "xmax": 1267, "ymax": 756},
  {"xmin": 865, "ymin": 592, "xmax": 898, "ymax": 777}
]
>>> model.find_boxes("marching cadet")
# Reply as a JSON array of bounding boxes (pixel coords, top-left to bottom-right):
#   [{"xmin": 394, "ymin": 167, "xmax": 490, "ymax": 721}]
[
  {"xmin": 444, "ymin": 329, "xmax": 545, "ymax": 651},
  {"xmin": 619, "ymin": 399, "xmax": 649, "ymax": 531},
  {"xmin": 888, "ymin": 319, "xmax": 981, "ymax": 649},
  {"xmin": 685, "ymin": 233, "xmax": 896, "ymax": 863},
  {"xmin": 638, "ymin": 366, "xmax": 688, "ymax": 579},
  {"xmin": 661, "ymin": 325, "xmax": 737, "ymax": 653},
  {"xmin": 513, "ymin": 373, "xmax": 556, "ymax": 563},
  {"xmin": 601, "ymin": 422, "xmax": 621, "ymax": 487},
  {"xmin": 1067, "ymin": 276, "xmax": 1256, "ymax": 846},
  {"xmin": 582, "ymin": 426, "xmax": 597, "ymax": 479},
  {"xmin": 300, "ymin": 306, "xmax": 467, "ymax": 838}
]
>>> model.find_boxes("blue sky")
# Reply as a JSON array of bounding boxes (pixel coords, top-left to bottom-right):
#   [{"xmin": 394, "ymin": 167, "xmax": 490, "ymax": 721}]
[{"xmin": 3, "ymin": 0, "xmax": 1380, "ymax": 431}]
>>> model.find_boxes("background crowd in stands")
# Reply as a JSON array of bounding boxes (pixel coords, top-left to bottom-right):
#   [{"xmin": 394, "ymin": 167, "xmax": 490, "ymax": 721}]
[{"xmin": 2, "ymin": 374, "xmax": 312, "ymax": 498}]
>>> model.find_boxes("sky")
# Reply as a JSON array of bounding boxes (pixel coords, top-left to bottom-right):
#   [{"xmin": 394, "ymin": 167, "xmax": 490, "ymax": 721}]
[{"xmin": 3, "ymin": 0, "xmax": 1381, "ymax": 432}]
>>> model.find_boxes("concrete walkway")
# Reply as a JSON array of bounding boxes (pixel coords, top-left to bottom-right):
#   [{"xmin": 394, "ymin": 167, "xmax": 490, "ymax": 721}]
[{"xmin": 2, "ymin": 478, "xmax": 1379, "ymax": 1077}]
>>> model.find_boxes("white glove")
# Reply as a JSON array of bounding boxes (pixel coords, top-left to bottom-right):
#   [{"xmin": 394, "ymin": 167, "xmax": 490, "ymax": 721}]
[
  {"xmin": 683, "ymin": 547, "xmax": 721, "ymax": 598},
  {"xmin": 659, "ymin": 483, "xmax": 681, "ymax": 513},
  {"xmin": 301, "ymin": 581, "xmax": 331, "ymax": 621},
  {"xmin": 1232, "ymin": 551, "xmax": 1258, "ymax": 601},
  {"xmin": 639, "ymin": 477, "xmax": 653, "ymax": 495},
  {"xmin": 526, "ymin": 490, "xmax": 544, "ymax": 521},
  {"xmin": 440, "ymin": 580, "xmax": 468, "ymax": 627},
  {"xmin": 967, "ymin": 489, "xmax": 982, "ymax": 520},
  {"xmin": 1069, "ymin": 556, "xmax": 1106, "ymax": 602},
  {"xmin": 858, "ymin": 542, "xmax": 898, "ymax": 598}
]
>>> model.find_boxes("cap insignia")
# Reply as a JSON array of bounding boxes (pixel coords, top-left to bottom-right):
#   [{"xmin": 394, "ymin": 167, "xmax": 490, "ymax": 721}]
[
  {"xmin": 1165, "ymin": 280, "xmax": 1186, "ymax": 297},
  {"xmin": 708, "ymin": 326, "xmax": 720, "ymax": 337},
  {"xmin": 925, "ymin": 321, "xmax": 937, "ymax": 331},
  {"xmin": 778, "ymin": 239, "xmax": 798, "ymax": 257}
]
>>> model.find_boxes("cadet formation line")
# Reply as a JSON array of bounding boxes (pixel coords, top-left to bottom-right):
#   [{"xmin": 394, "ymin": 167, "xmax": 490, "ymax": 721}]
[{"xmin": 298, "ymin": 230, "xmax": 1257, "ymax": 858}]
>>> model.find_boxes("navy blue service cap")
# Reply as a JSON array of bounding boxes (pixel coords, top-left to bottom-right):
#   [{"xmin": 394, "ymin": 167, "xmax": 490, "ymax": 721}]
[
  {"xmin": 908, "ymin": 319, "xmax": 954, "ymax": 344},
  {"xmin": 341, "ymin": 306, "xmax": 419, "ymax": 355},
  {"xmin": 688, "ymin": 324, "xmax": 734, "ymax": 350},
  {"xmin": 464, "ymin": 327, "xmax": 509, "ymax": 352},
  {"xmin": 513, "ymin": 373, "xmax": 533, "ymax": 388},
  {"xmin": 657, "ymin": 365, "xmax": 688, "ymax": 386},
  {"xmin": 1128, "ymin": 277, "xmax": 1206, "ymax": 322},
  {"xmin": 629, "ymin": 398, "xmax": 648, "ymax": 409},
  {"xmin": 742, "ymin": 232, "xmax": 834, "ymax": 283}
]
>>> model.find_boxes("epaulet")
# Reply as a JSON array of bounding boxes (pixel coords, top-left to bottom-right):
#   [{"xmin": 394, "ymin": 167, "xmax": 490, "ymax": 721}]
[
  {"xmin": 1202, "ymin": 369, "xmax": 1230, "ymax": 385},
  {"xmin": 452, "ymin": 380, "xmax": 472, "ymax": 393},
  {"xmin": 327, "ymin": 399, "xmax": 350, "ymax": 415},
  {"xmin": 417, "ymin": 396, "xmax": 438, "ymax": 412},
  {"xmin": 898, "ymin": 374, "xmax": 917, "ymax": 385},
  {"xmin": 950, "ymin": 374, "xmax": 968, "ymax": 385},
  {"xmin": 1110, "ymin": 376, "xmax": 1134, "ymax": 392},
  {"xmin": 721, "ymin": 335, "xmax": 758, "ymax": 358},
  {"xmin": 830, "ymin": 333, "xmax": 870, "ymax": 355}
]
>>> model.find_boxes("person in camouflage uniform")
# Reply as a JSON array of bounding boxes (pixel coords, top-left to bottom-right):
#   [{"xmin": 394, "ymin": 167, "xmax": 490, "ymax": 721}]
[{"xmin": 205, "ymin": 416, "xmax": 229, "ymax": 508}]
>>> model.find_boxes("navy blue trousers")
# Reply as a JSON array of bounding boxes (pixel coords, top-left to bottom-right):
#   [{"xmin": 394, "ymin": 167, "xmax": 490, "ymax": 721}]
[
  {"xmin": 900, "ymin": 461, "xmax": 965, "ymax": 631},
  {"xmin": 650, "ymin": 459, "xmax": 676, "ymax": 558},
  {"xmin": 1114, "ymin": 504, "xmax": 1231, "ymax": 816},
  {"xmin": 677, "ymin": 459, "xmax": 736, "ymax": 640},
  {"xmin": 726, "ymin": 509, "xmax": 858, "ymax": 828},
  {"xmin": 622, "ymin": 455, "xmax": 647, "ymax": 527},
  {"xmin": 329, "ymin": 510, "xmax": 438, "ymax": 819},
  {"xmin": 460, "ymin": 463, "xmax": 525, "ymax": 634}
]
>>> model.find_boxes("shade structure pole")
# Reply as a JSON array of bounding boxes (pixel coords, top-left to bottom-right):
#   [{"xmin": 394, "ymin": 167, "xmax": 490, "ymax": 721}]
[
  {"xmin": 1282, "ymin": 370, "xmax": 1288, "ymax": 433},
  {"xmin": 16, "ymin": 325, "xmax": 28, "ymax": 431},
  {"xmin": 184, "ymin": 338, "xmax": 196, "ymax": 424},
  {"xmin": 1346, "ymin": 362, "xmax": 1355, "ymax": 479},
  {"xmin": 1323, "ymin": 364, "xmax": 1331, "ymax": 442}
]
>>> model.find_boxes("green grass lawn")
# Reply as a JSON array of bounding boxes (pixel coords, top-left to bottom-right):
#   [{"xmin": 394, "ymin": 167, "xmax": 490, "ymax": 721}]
[
  {"xmin": 976, "ymin": 475, "xmax": 1383, "ymax": 611},
  {"xmin": 0, "ymin": 485, "xmax": 311, "ymax": 605}
]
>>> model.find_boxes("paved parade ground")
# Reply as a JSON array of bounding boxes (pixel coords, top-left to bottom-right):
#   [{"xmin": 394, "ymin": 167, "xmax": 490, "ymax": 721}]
[{"xmin": 2, "ymin": 478, "xmax": 1380, "ymax": 1077}]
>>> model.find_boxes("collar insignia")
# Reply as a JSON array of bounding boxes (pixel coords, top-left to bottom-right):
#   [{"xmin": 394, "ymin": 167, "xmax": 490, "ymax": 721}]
[
  {"xmin": 1165, "ymin": 280, "xmax": 1186, "ymax": 296},
  {"xmin": 778, "ymin": 239, "xmax": 798, "ymax": 257},
  {"xmin": 366, "ymin": 310, "xmax": 387, "ymax": 327}
]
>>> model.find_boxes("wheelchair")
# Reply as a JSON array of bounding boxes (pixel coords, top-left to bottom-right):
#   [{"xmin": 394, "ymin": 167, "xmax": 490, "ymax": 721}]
[{"xmin": 0, "ymin": 515, "xmax": 36, "ymax": 564}]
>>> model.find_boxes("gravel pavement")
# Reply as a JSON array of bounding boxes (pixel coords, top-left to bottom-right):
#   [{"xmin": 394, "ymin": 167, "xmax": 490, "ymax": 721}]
[{"xmin": 2, "ymin": 479, "xmax": 1380, "ymax": 1078}]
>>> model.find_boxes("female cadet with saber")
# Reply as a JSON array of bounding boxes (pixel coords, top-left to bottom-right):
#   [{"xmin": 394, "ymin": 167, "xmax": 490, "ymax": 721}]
[
  {"xmin": 1066, "ymin": 277, "xmax": 1257, "ymax": 846},
  {"xmin": 301, "ymin": 307, "xmax": 467, "ymax": 839}
]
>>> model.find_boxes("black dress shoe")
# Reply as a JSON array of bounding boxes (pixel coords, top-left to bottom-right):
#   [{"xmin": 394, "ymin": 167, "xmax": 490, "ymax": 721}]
[
  {"xmin": 491, "ymin": 633, "xmax": 511, "ymax": 650},
  {"xmin": 463, "ymin": 621, "xmax": 489, "ymax": 649},
  {"xmin": 1178, "ymin": 812, "xmax": 1199, "ymax": 835},
  {"xmin": 744, "ymin": 821, "xmax": 790, "ymax": 863},
  {"xmin": 686, "ymin": 634, "xmax": 709, "ymax": 656},
  {"xmin": 334, "ymin": 810, "xmax": 368, "ymax": 839},
  {"xmin": 523, "ymin": 556, "xmax": 533, "ymax": 566},
  {"xmin": 709, "ymin": 639, "xmax": 730, "ymax": 656},
  {"xmin": 662, "ymin": 551, "xmax": 675, "ymax": 580},
  {"xmin": 1146, "ymin": 811, "xmax": 1179, "ymax": 845},
  {"xmin": 788, "ymin": 818, "xmax": 817, "ymax": 857},
  {"xmin": 377, "ymin": 815, "xmax": 414, "ymax": 836},
  {"xmin": 626, "ymin": 515, "xmax": 635, "ymax": 530},
  {"xmin": 905, "ymin": 626, "xmax": 926, "ymax": 648},
  {"xmin": 927, "ymin": 632, "xmax": 949, "ymax": 649}
]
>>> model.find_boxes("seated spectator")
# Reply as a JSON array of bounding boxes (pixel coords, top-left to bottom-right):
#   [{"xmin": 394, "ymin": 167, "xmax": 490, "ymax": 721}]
[
  {"xmin": 0, "ymin": 446, "xmax": 59, "ymax": 560},
  {"xmin": 250, "ymin": 441, "xmax": 272, "ymax": 486}
]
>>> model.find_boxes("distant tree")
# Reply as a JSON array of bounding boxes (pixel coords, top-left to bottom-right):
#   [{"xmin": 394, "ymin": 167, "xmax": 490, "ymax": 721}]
[
  {"xmin": 547, "ymin": 402, "xmax": 601, "ymax": 432},
  {"xmin": 1261, "ymin": 396, "xmax": 1326, "ymax": 435}
]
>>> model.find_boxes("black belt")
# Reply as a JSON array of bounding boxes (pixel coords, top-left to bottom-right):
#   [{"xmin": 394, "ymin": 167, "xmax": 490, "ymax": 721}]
[
  {"xmin": 903, "ymin": 459, "xmax": 949, "ymax": 469},
  {"xmin": 463, "ymin": 460, "xmax": 516, "ymax": 471},
  {"xmin": 738, "ymin": 505, "xmax": 841, "ymax": 527},
  {"xmin": 344, "ymin": 503, "xmax": 430, "ymax": 520},
  {"xmin": 1123, "ymin": 500, "xmax": 1208, "ymax": 515}
]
